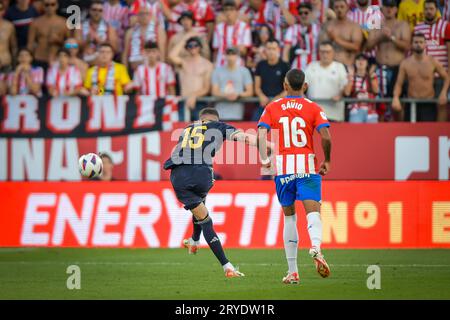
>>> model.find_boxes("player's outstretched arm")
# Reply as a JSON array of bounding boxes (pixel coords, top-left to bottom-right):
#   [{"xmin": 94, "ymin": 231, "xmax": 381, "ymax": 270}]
[
  {"xmin": 232, "ymin": 131, "xmax": 257, "ymax": 146},
  {"xmin": 256, "ymin": 127, "xmax": 271, "ymax": 168},
  {"xmin": 233, "ymin": 130, "xmax": 274, "ymax": 160},
  {"xmin": 318, "ymin": 126, "xmax": 331, "ymax": 176}
]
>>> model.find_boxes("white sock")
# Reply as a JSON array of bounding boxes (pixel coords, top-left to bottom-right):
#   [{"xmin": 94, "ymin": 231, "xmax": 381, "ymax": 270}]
[
  {"xmin": 283, "ymin": 214, "xmax": 298, "ymax": 274},
  {"xmin": 223, "ymin": 262, "xmax": 234, "ymax": 271},
  {"xmin": 307, "ymin": 212, "xmax": 322, "ymax": 250}
]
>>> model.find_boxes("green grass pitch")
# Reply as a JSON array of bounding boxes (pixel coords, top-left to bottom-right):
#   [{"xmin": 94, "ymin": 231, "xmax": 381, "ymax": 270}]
[{"xmin": 0, "ymin": 248, "xmax": 449, "ymax": 299}]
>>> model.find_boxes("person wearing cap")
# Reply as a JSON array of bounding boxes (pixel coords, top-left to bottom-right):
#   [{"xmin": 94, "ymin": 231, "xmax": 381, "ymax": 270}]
[
  {"xmin": 169, "ymin": 34, "xmax": 213, "ymax": 120},
  {"xmin": 211, "ymin": 46, "xmax": 254, "ymax": 120},
  {"xmin": 344, "ymin": 53, "xmax": 379, "ymax": 122},
  {"xmin": 131, "ymin": 41, "xmax": 176, "ymax": 98},
  {"xmin": 122, "ymin": 5, "xmax": 167, "ymax": 70},
  {"xmin": 212, "ymin": 0, "xmax": 252, "ymax": 67},
  {"xmin": 319, "ymin": 0, "xmax": 363, "ymax": 67},
  {"xmin": 367, "ymin": 0, "xmax": 411, "ymax": 121},
  {"xmin": 168, "ymin": 10, "xmax": 210, "ymax": 61}
]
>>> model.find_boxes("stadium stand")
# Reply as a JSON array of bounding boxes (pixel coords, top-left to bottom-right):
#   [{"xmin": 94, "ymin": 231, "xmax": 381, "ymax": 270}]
[{"xmin": 0, "ymin": 0, "xmax": 448, "ymax": 123}]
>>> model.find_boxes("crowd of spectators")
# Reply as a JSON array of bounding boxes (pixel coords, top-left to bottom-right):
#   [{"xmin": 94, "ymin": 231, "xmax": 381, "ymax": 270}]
[{"xmin": 0, "ymin": 0, "xmax": 449, "ymax": 122}]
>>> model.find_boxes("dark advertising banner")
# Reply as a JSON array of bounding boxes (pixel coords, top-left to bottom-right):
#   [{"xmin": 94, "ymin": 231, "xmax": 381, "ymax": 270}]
[{"xmin": 0, "ymin": 95, "xmax": 181, "ymax": 137}]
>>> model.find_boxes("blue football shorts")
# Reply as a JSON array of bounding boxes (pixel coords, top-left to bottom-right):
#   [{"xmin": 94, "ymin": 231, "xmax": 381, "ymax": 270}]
[{"xmin": 274, "ymin": 173, "xmax": 322, "ymax": 207}]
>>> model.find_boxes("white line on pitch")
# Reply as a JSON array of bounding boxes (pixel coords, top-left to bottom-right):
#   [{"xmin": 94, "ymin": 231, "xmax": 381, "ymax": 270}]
[{"xmin": 0, "ymin": 261, "xmax": 450, "ymax": 268}]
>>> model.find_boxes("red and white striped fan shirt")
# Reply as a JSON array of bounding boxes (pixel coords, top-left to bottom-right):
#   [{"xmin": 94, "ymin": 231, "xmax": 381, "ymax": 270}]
[
  {"xmin": 239, "ymin": 3, "xmax": 262, "ymax": 29},
  {"xmin": 347, "ymin": 5, "xmax": 382, "ymax": 30},
  {"xmin": 8, "ymin": 66, "xmax": 44, "ymax": 96},
  {"xmin": 414, "ymin": 18, "xmax": 450, "ymax": 71},
  {"xmin": 103, "ymin": 1, "xmax": 129, "ymax": 39},
  {"xmin": 347, "ymin": 6, "xmax": 382, "ymax": 58},
  {"xmin": 257, "ymin": 0, "xmax": 298, "ymax": 41},
  {"xmin": 284, "ymin": 23, "xmax": 320, "ymax": 70},
  {"xmin": 46, "ymin": 65, "xmax": 82, "ymax": 95},
  {"xmin": 212, "ymin": 21, "xmax": 252, "ymax": 67},
  {"xmin": 347, "ymin": 0, "xmax": 380, "ymax": 11},
  {"xmin": 128, "ymin": 23, "xmax": 158, "ymax": 63},
  {"xmin": 133, "ymin": 62, "xmax": 176, "ymax": 98},
  {"xmin": 167, "ymin": 0, "xmax": 215, "ymax": 38},
  {"xmin": 348, "ymin": 74, "xmax": 377, "ymax": 112},
  {"xmin": 129, "ymin": 0, "xmax": 165, "ymax": 25},
  {"xmin": 444, "ymin": 2, "xmax": 450, "ymax": 22}
]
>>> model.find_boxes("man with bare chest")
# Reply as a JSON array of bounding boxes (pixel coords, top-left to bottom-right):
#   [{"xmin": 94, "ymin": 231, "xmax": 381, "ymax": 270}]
[
  {"xmin": 367, "ymin": 0, "xmax": 411, "ymax": 119},
  {"xmin": 169, "ymin": 34, "xmax": 213, "ymax": 120},
  {"xmin": 27, "ymin": 0, "xmax": 70, "ymax": 70},
  {"xmin": 0, "ymin": 2, "xmax": 17, "ymax": 73},
  {"xmin": 392, "ymin": 33, "xmax": 449, "ymax": 121},
  {"xmin": 319, "ymin": 0, "xmax": 363, "ymax": 67}
]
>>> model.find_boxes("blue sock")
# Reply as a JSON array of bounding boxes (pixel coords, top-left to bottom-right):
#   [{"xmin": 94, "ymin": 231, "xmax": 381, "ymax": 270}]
[
  {"xmin": 197, "ymin": 215, "xmax": 229, "ymax": 266},
  {"xmin": 191, "ymin": 215, "xmax": 202, "ymax": 242}
]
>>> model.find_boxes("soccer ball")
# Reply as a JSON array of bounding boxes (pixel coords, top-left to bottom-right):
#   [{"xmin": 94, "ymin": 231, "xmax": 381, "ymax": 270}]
[{"xmin": 78, "ymin": 153, "xmax": 103, "ymax": 178}]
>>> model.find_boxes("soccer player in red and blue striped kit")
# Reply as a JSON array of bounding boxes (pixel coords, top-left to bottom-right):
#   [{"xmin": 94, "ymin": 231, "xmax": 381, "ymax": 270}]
[{"xmin": 257, "ymin": 68, "xmax": 332, "ymax": 284}]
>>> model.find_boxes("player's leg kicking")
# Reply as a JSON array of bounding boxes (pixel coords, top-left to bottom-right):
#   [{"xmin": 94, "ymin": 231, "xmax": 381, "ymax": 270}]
[
  {"xmin": 171, "ymin": 165, "xmax": 243, "ymax": 278},
  {"xmin": 189, "ymin": 202, "xmax": 244, "ymax": 277}
]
